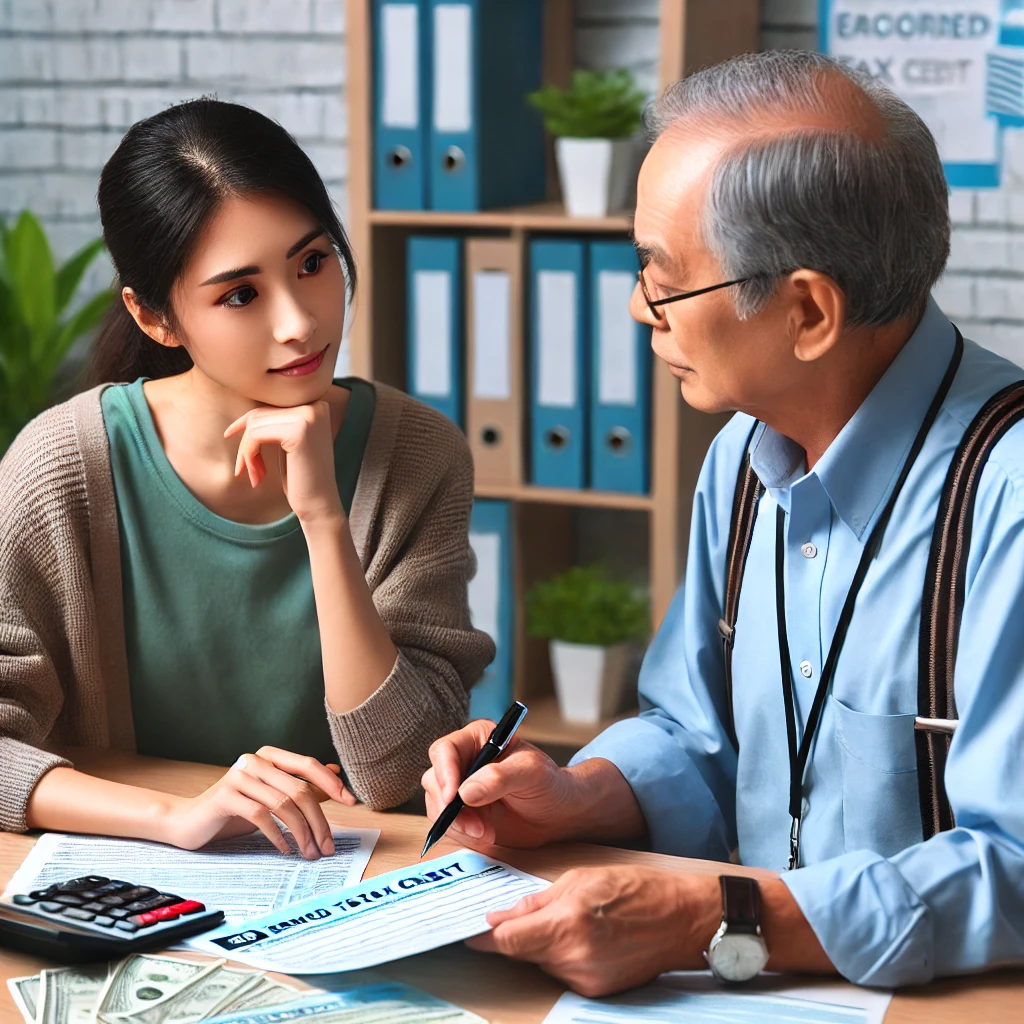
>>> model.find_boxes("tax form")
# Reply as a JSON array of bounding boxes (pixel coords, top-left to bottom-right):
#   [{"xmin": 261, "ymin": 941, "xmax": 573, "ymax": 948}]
[
  {"xmin": 189, "ymin": 849, "xmax": 549, "ymax": 973},
  {"xmin": 7, "ymin": 829, "xmax": 378, "ymax": 926}
]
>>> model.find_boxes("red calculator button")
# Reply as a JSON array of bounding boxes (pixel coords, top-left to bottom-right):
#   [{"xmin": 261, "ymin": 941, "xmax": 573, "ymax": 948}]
[
  {"xmin": 172, "ymin": 900, "xmax": 205, "ymax": 915},
  {"xmin": 150, "ymin": 906, "xmax": 181, "ymax": 921},
  {"xmin": 130, "ymin": 911, "xmax": 161, "ymax": 927}
]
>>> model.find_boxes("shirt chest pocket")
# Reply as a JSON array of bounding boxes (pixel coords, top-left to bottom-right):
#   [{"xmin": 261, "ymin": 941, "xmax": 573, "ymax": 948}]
[{"xmin": 831, "ymin": 695, "xmax": 923, "ymax": 858}]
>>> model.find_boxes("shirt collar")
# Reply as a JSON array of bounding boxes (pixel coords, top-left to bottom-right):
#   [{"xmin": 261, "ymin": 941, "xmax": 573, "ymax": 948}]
[{"xmin": 749, "ymin": 297, "xmax": 956, "ymax": 539}]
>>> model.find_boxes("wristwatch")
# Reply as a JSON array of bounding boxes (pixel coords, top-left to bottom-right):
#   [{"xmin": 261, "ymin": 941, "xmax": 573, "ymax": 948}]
[{"xmin": 704, "ymin": 876, "xmax": 769, "ymax": 982}]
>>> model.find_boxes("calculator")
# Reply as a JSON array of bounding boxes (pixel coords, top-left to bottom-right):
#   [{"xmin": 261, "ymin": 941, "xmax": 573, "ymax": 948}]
[{"xmin": 0, "ymin": 875, "xmax": 225, "ymax": 962}]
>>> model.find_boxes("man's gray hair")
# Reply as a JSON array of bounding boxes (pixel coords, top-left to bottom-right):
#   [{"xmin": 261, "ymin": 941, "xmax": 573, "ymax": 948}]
[{"xmin": 647, "ymin": 50, "xmax": 950, "ymax": 326}]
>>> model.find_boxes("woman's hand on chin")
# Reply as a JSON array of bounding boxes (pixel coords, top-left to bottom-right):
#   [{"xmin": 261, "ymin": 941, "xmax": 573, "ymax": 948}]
[
  {"xmin": 224, "ymin": 400, "xmax": 344, "ymax": 526},
  {"xmin": 163, "ymin": 746, "xmax": 356, "ymax": 859}
]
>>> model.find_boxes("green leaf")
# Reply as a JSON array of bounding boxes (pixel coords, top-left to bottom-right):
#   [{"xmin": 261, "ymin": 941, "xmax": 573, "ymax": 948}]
[
  {"xmin": 45, "ymin": 288, "xmax": 113, "ymax": 378},
  {"xmin": 55, "ymin": 238, "xmax": 106, "ymax": 315},
  {"xmin": 4, "ymin": 211, "xmax": 56, "ymax": 349},
  {"xmin": 527, "ymin": 68, "xmax": 647, "ymax": 139}
]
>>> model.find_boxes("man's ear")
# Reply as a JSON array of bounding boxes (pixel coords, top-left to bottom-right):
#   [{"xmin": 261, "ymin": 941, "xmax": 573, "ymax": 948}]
[
  {"xmin": 782, "ymin": 270, "xmax": 845, "ymax": 364},
  {"xmin": 121, "ymin": 287, "xmax": 181, "ymax": 349}
]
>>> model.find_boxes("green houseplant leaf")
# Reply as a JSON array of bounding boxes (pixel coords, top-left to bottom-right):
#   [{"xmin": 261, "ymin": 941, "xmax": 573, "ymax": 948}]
[
  {"xmin": 0, "ymin": 213, "xmax": 112, "ymax": 458},
  {"xmin": 525, "ymin": 564, "xmax": 650, "ymax": 647},
  {"xmin": 527, "ymin": 69, "xmax": 647, "ymax": 139}
]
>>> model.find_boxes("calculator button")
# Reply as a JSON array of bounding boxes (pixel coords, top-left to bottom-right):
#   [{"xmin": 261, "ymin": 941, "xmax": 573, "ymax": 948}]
[
  {"xmin": 95, "ymin": 881, "xmax": 132, "ymax": 894},
  {"xmin": 92, "ymin": 915, "xmax": 116, "ymax": 928},
  {"xmin": 115, "ymin": 920, "xmax": 139, "ymax": 933},
  {"xmin": 149, "ymin": 906, "xmax": 181, "ymax": 922},
  {"xmin": 82, "ymin": 902, "xmax": 109, "ymax": 913},
  {"xmin": 58, "ymin": 876, "xmax": 108, "ymax": 892},
  {"xmin": 38, "ymin": 902, "xmax": 64, "ymax": 913},
  {"xmin": 99, "ymin": 895, "xmax": 128, "ymax": 907},
  {"xmin": 116, "ymin": 887, "xmax": 156, "ymax": 903},
  {"xmin": 125, "ymin": 895, "xmax": 179, "ymax": 914},
  {"xmin": 30, "ymin": 888, "xmax": 58, "ymax": 901},
  {"xmin": 130, "ymin": 912, "xmax": 160, "ymax": 927},
  {"xmin": 107, "ymin": 908, "xmax": 130, "ymax": 920},
  {"xmin": 11, "ymin": 895, "xmax": 36, "ymax": 906},
  {"xmin": 78, "ymin": 890, "xmax": 105, "ymax": 900},
  {"xmin": 60, "ymin": 908, "xmax": 97, "ymax": 922},
  {"xmin": 53, "ymin": 894, "xmax": 87, "ymax": 907},
  {"xmin": 170, "ymin": 900, "xmax": 205, "ymax": 915}
]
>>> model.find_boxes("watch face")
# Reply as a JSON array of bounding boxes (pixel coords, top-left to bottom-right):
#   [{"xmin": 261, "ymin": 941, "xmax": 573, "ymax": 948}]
[{"xmin": 708, "ymin": 932, "xmax": 770, "ymax": 982}]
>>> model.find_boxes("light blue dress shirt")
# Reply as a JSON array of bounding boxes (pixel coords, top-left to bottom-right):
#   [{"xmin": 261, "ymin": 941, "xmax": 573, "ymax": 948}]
[{"xmin": 572, "ymin": 299, "xmax": 1024, "ymax": 986}]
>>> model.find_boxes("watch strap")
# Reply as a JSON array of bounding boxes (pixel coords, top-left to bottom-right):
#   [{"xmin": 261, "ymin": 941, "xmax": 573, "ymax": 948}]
[{"xmin": 719, "ymin": 875, "xmax": 760, "ymax": 935}]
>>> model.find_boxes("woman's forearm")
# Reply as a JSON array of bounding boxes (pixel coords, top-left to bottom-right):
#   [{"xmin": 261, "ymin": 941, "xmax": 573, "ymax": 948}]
[
  {"xmin": 25, "ymin": 766, "xmax": 181, "ymax": 841},
  {"xmin": 302, "ymin": 515, "xmax": 399, "ymax": 714}
]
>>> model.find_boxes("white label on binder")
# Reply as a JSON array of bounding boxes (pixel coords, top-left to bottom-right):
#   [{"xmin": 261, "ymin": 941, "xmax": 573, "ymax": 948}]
[
  {"xmin": 381, "ymin": 4, "xmax": 419, "ymax": 129},
  {"xmin": 537, "ymin": 270, "xmax": 577, "ymax": 409},
  {"xmin": 413, "ymin": 270, "xmax": 452, "ymax": 398},
  {"xmin": 472, "ymin": 270, "xmax": 511, "ymax": 400},
  {"xmin": 468, "ymin": 531, "xmax": 501, "ymax": 644},
  {"xmin": 598, "ymin": 270, "xmax": 638, "ymax": 406},
  {"xmin": 434, "ymin": 4, "xmax": 472, "ymax": 132}
]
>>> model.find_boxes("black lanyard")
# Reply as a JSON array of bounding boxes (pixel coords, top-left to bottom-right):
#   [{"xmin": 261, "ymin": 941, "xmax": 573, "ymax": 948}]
[{"xmin": 775, "ymin": 328, "xmax": 964, "ymax": 871}]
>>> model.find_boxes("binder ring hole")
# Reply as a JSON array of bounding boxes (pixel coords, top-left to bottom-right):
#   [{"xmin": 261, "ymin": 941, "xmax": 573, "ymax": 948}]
[
  {"xmin": 606, "ymin": 427, "xmax": 633, "ymax": 455},
  {"xmin": 443, "ymin": 146, "xmax": 466, "ymax": 173},
  {"xmin": 387, "ymin": 145, "xmax": 412, "ymax": 169},
  {"xmin": 544, "ymin": 426, "xmax": 570, "ymax": 450},
  {"xmin": 481, "ymin": 426, "xmax": 501, "ymax": 447}
]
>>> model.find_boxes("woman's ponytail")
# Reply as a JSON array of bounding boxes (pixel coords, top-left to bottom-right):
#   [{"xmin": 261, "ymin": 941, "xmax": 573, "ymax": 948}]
[{"xmin": 87, "ymin": 293, "xmax": 192, "ymax": 387}]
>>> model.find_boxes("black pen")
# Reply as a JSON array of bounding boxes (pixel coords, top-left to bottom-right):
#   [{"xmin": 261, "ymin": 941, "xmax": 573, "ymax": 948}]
[{"xmin": 421, "ymin": 700, "xmax": 528, "ymax": 858}]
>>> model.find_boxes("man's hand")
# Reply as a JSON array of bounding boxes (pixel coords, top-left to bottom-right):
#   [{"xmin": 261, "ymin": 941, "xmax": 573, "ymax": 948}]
[
  {"xmin": 422, "ymin": 720, "xmax": 648, "ymax": 850},
  {"xmin": 422, "ymin": 720, "xmax": 579, "ymax": 849},
  {"xmin": 468, "ymin": 866, "xmax": 721, "ymax": 997}
]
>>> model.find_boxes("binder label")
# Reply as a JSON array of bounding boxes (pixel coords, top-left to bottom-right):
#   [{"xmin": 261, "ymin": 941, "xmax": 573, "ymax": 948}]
[
  {"xmin": 598, "ymin": 270, "xmax": 639, "ymax": 406},
  {"xmin": 381, "ymin": 4, "xmax": 419, "ymax": 129},
  {"xmin": 413, "ymin": 269, "xmax": 453, "ymax": 398},
  {"xmin": 537, "ymin": 270, "xmax": 577, "ymax": 408},
  {"xmin": 472, "ymin": 270, "xmax": 512, "ymax": 400},
  {"xmin": 468, "ymin": 531, "xmax": 502, "ymax": 643},
  {"xmin": 434, "ymin": 3, "xmax": 473, "ymax": 132}
]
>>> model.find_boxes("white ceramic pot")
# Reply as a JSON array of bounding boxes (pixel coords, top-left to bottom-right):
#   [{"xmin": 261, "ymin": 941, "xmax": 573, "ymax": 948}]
[
  {"xmin": 555, "ymin": 136, "xmax": 636, "ymax": 218},
  {"xmin": 549, "ymin": 640, "xmax": 634, "ymax": 724}
]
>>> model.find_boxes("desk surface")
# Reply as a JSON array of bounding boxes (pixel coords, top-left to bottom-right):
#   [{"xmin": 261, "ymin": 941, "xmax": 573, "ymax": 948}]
[{"xmin": 0, "ymin": 751, "xmax": 1019, "ymax": 1023}]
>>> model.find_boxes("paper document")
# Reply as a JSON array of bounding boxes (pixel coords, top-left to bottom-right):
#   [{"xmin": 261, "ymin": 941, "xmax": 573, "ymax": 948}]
[
  {"xmin": 206, "ymin": 984, "xmax": 486, "ymax": 1024},
  {"xmin": 543, "ymin": 972, "xmax": 892, "ymax": 1024},
  {"xmin": 189, "ymin": 849, "xmax": 548, "ymax": 974},
  {"xmin": 7, "ymin": 829, "xmax": 378, "ymax": 926}
]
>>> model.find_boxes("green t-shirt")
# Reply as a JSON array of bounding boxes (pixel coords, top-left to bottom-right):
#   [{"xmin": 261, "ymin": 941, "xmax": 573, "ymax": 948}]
[{"xmin": 100, "ymin": 377, "xmax": 376, "ymax": 767}]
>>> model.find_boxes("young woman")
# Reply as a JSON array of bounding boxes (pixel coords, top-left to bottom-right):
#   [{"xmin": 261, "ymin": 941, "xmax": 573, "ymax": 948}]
[{"xmin": 0, "ymin": 99, "xmax": 494, "ymax": 859}]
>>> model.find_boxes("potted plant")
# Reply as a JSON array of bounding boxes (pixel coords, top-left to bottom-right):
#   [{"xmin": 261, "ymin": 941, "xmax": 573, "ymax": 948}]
[
  {"xmin": 0, "ymin": 211, "xmax": 113, "ymax": 457},
  {"xmin": 527, "ymin": 69, "xmax": 647, "ymax": 218},
  {"xmin": 526, "ymin": 564, "xmax": 649, "ymax": 724}
]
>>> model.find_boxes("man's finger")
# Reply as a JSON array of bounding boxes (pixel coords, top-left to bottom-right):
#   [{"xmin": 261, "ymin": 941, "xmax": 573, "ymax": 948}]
[
  {"xmin": 458, "ymin": 748, "xmax": 547, "ymax": 807},
  {"xmin": 486, "ymin": 886, "xmax": 556, "ymax": 927},
  {"xmin": 484, "ymin": 908, "xmax": 559, "ymax": 961}
]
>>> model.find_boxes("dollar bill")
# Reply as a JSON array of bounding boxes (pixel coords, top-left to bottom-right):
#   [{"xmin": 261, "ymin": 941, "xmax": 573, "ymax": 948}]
[
  {"xmin": 95, "ymin": 955, "xmax": 222, "ymax": 1024},
  {"xmin": 7, "ymin": 975, "xmax": 41, "ymax": 1023},
  {"xmin": 37, "ymin": 964, "xmax": 112, "ymax": 1024},
  {"xmin": 200, "ymin": 976, "xmax": 298, "ymax": 1018},
  {"xmin": 116, "ymin": 965, "xmax": 255, "ymax": 1024}
]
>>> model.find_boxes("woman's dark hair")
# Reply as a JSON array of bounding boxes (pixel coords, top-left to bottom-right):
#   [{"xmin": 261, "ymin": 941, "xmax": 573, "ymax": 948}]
[{"xmin": 89, "ymin": 98, "xmax": 356, "ymax": 385}]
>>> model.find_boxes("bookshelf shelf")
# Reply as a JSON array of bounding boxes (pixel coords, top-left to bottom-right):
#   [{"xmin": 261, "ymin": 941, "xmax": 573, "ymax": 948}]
[
  {"xmin": 474, "ymin": 482, "xmax": 654, "ymax": 512},
  {"xmin": 345, "ymin": 0, "xmax": 760, "ymax": 752},
  {"xmin": 369, "ymin": 202, "xmax": 634, "ymax": 233}
]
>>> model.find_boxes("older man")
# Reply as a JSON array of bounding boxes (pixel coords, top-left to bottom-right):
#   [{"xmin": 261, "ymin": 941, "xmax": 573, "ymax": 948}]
[{"xmin": 423, "ymin": 49, "xmax": 1024, "ymax": 995}]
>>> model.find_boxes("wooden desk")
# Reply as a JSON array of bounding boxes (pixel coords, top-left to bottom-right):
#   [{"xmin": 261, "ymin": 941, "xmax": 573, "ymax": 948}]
[{"xmin": 0, "ymin": 751, "xmax": 1019, "ymax": 1023}]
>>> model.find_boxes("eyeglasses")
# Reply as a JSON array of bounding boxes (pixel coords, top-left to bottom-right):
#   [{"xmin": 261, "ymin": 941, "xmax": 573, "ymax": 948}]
[{"xmin": 638, "ymin": 266, "xmax": 751, "ymax": 321}]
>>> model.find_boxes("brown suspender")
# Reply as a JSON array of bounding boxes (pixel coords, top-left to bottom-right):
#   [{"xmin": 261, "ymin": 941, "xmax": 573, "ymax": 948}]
[{"xmin": 720, "ymin": 381, "xmax": 1024, "ymax": 838}]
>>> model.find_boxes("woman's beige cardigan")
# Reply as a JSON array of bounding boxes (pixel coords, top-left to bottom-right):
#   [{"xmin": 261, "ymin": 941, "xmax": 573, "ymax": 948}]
[{"xmin": 0, "ymin": 381, "xmax": 495, "ymax": 830}]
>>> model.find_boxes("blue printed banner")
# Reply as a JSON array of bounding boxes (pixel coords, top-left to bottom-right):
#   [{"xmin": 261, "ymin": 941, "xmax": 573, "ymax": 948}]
[{"xmin": 821, "ymin": 0, "xmax": 1024, "ymax": 188}]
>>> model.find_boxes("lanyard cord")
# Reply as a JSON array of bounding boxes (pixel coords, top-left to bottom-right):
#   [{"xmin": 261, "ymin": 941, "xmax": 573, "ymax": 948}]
[{"xmin": 775, "ymin": 328, "xmax": 964, "ymax": 871}]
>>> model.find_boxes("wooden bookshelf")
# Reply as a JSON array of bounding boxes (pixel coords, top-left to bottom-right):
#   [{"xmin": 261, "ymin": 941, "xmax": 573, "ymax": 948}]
[{"xmin": 344, "ymin": 0, "xmax": 760, "ymax": 747}]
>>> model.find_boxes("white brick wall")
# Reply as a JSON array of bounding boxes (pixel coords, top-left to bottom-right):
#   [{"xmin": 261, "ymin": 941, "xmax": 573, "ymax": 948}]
[{"xmin": 0, "ymin": 0, "xmax": 348, "ymax": 300}]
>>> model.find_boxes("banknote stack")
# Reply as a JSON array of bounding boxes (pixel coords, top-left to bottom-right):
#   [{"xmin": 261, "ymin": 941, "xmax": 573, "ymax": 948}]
[{"xmin": 7, "ymin": 953, "xmax": 301, "ymax": 1024}]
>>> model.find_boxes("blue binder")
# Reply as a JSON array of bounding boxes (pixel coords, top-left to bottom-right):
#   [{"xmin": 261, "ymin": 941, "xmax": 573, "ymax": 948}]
[
  {"xmin": 373, "ymin": 0, "xmax": 429, "ymax": 209},
  {"xmin": 467, "ymin": 500, "xmax": 513, "ymax": 723},
  {"xmin": 406, "ymin": 236, "xmax": 462, "ymax": 426},
  {"xmin": 427, "ymin": 0, "xmax": 546, "ymax": 211},
  {"xmin": 588, "ymin": 242, "xmax": 652, "ymax": 494},
  {"xmin": 529, "ymin": 240, "xmax": 588, "ymax": 489}
]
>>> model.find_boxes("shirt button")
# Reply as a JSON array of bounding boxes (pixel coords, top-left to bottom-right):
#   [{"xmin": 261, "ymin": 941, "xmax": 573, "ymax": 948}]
[
  {"xmin": 799, "ymin": 660, "xmax": 813, "ymax": 678},
  {"xmin": 801, "ymin": 542, "xmax": 817, "ymax": 558}
]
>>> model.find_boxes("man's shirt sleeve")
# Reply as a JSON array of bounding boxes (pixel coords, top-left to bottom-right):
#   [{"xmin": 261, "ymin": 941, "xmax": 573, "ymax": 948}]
[
  {"xmin": 785, "ymin": 465, "xmax": 1024, "ymax": 985},
  {"xmin": 569, "ymin": 420, "xmax": 746, "ymax": 861}
]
